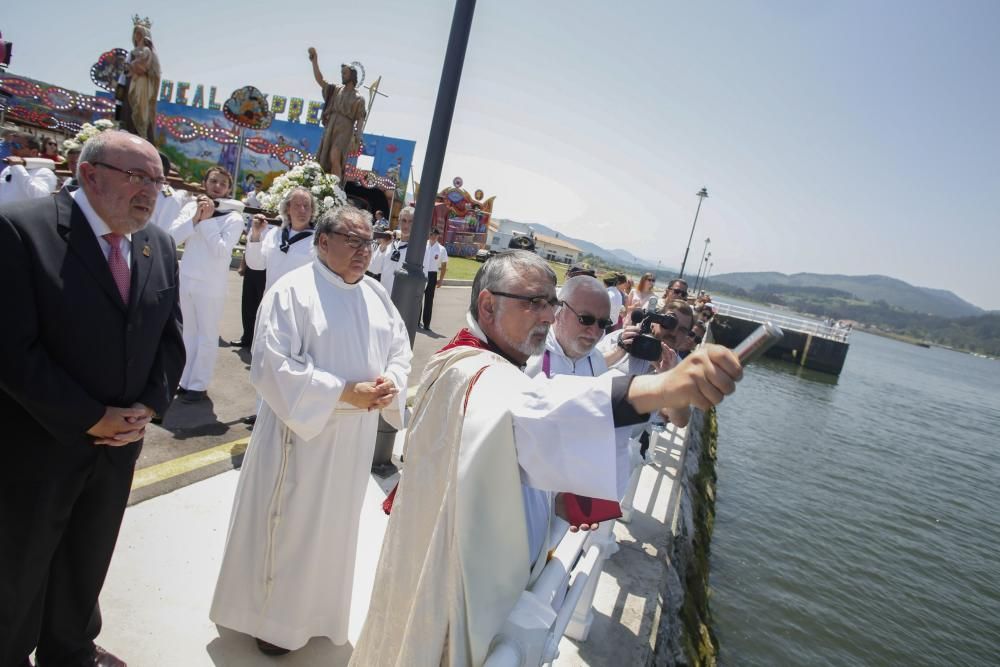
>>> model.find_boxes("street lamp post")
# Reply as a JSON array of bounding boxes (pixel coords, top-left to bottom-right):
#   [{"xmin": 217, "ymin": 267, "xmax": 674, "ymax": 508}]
[
  {"xmin": 695, "ymin": 250, "xmax": 711, "ymax": 293},
  {"xmin": 371, "ymin": 0, "xmax": 478, "ymax": 477},
  {"xmin": 704, "ymin": 261, "xmax": 714, "ymax": 291},
  {"xmin": 678, "ymin": 187, "xmax": 709, "ymax": 278},
  {"xmin": 693, "ymin": 237, "xmax": 710, "ymax": 292}
]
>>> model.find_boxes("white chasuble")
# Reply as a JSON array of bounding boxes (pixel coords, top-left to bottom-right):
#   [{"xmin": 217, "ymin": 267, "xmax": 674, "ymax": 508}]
[
  {"xmin": 210, "ymin": 259, "xmax": 411, "ymax": 650},
  {"xmin": 350, "ymin": 318, "xmax": 618, "ymax": 667}
]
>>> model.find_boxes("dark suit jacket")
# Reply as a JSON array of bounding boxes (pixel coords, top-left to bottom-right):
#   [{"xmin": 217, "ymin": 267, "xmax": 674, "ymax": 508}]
[{"xmin": 0, "ymin": 189, "xmax": 184, "ymax": 454}]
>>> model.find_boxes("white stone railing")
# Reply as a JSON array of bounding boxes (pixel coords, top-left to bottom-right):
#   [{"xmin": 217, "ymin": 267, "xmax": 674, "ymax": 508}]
[{"xmin": 483, "ymin": 426, "xmax": 682, "ymax": 666}]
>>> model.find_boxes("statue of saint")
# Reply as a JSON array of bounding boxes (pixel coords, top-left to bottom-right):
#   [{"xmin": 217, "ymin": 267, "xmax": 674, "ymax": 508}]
[
  {"xmin": 308, "ymin": 48, "xmax": 366, "ymax": 181},
  {"xmin": 124, "ymin": 17, "xmax": 161, "ymax": 142}
]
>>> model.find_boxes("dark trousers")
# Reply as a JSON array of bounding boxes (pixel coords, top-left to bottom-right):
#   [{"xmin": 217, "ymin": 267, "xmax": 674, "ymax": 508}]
[
  {"xmin": 422, "ymin": 271, "xmax": 438, "ymax": 329},
  {"xmin": 239, "ymin": 267, "xmax": 267, "ymax": 346},
  {"xmin": 0, "ymin": 441, "xmax": 139, "ymax": 666}
]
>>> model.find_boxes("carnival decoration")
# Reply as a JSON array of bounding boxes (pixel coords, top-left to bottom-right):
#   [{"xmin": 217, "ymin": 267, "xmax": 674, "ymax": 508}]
[
  {"xmin": 433, "ymin": 176, "xmax": 496, "ymax": 257},
  {"xmin": 254, "ymin": 160, "xmax": 347, "ymax": 218},
  {"xmin": 223, "ymin": 86, "xmax": 273, "ymax": 130},
  {"xmin": 90, "ymin": 49, "xmax": 128, "ymax": 92}
]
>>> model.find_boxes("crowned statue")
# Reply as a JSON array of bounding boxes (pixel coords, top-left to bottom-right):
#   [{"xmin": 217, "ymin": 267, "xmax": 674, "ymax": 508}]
[
  {"xmin": 121, "ymin": 15, "xmax": 161, "ymax": 142},
  {"xmin": 308, "ymin": 47, "xmax": 366, "ymax": 181}
]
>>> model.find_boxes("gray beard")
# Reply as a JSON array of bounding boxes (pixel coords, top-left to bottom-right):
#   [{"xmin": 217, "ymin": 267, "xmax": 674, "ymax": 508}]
[{"xmin": 498, "ymin": 323, "xmax": 549, "ymax": 358}]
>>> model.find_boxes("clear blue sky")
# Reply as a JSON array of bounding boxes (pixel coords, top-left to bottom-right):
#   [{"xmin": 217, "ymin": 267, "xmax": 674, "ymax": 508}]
[{"xmin": 6, "ymin": 0, "xmax": 999, "ymax": 309}]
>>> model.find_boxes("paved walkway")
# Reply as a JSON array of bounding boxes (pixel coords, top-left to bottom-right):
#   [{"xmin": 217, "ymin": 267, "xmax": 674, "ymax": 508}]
[{"xmin": 85, "ymin": 269, "xmax": 690, "ymax": 665}]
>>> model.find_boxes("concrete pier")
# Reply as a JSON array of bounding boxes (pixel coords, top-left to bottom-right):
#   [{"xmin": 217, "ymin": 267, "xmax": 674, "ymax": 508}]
[{"xmin": 710, "ymin": 301, "xmax": 851, "ymax": 374}]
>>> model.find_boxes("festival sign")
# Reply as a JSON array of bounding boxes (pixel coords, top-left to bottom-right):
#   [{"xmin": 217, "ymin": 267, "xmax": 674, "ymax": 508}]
[
  {"xmin": 154, "ymin": 99, "xmax": 415, "ymax": 200},
  {"xmin": 0, "ymin": 70, "xmax": 416, "ymax": 201}
]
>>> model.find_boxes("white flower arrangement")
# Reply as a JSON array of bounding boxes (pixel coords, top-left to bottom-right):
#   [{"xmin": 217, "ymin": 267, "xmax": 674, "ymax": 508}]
[
  {"xmin": 255, "ymin": 160, "xmax": 347, "ymax": 218},
  {"xmin": 69, "ymin": 119, "xmax": 116, "ymax": 148}
]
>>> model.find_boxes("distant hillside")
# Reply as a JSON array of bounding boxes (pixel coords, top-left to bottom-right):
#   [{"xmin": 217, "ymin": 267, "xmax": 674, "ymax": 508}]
[
  {"xmin": 510, "ymin": 221, "xmax": 663, "ymax": 270},
  {"xmin": 708, "ymin": 272, "xmax": 982, "ymax": 318}
]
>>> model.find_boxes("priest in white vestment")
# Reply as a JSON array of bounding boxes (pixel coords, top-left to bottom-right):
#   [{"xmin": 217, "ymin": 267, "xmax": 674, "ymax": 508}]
[
  {"xmin": 210, "ymin": 205, "xmax": 411, "ymax": 656},
  {"xmin": 351, "ymin": 251, "xmax": 743, "ymax": 666}
]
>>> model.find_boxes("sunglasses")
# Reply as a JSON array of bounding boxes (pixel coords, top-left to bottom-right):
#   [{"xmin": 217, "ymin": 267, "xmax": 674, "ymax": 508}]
[
  {"xmin": 560, "ymin": 301, "xmax": 614, "ymax": 329},
  {"xmin": 668, "ymin": 287, "xmax": 688, "ymax": 298}
]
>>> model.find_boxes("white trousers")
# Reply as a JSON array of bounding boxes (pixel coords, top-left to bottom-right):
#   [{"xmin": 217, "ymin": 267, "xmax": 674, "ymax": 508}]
[{"xmin": 179, "ymin": 279, "xmax": 227, "ymax": 391}]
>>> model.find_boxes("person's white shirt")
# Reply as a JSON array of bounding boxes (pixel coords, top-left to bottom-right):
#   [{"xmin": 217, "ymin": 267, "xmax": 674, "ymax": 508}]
[
  {"xmin": 522, "ymin": 328, "xmax": 618, "ymax": 562},
  {"xmin": 166, "ymin": 201, "xmax": 244, "ymax": 292},
  {"xmin": 0, "ymin": 164, "xmax": 58, "ymax": 205},
  {"xmin": 423, "ymin": 241, "xmax": 448, "ymax": 273},
  {"xmin": 380, "ymin": 237, "xmax": 419, "ymax": 296},
  {"xmin": 607, "ymin": 286, "xmax": 624, "ymax": 322},
  {"xmin": 368, "ymin": 241, "xmax": 390, "ymax": 276},
  {"xmin": 245, "ymin": 224, "xmax": 316, "ymax": 291},
  {"xmin": 149, "ymin": 186, "xmax": 189, "ymax": 232}
]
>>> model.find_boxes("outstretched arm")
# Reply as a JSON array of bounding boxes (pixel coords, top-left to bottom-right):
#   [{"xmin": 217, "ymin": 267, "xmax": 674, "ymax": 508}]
[{"xmin": 308, "ymin": 47, "xmax": 325, "ymax": 88}]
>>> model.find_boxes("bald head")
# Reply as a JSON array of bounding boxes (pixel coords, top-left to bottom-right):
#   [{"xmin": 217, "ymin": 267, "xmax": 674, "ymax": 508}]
[{"xmin": 77, "ymin": 131, "xmax": 164, "ymax": 234}]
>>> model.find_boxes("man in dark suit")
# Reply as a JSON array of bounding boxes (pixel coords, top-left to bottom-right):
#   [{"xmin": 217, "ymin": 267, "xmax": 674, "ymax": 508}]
[{"xmin": 0, "ymin": 130, "xmax": 184, "ymax": 667}]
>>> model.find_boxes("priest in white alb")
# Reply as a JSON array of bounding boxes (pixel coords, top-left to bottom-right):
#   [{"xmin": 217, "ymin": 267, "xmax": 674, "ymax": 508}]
[
  {"xmin": 351, "ymin": 251, "xmax": 743, "ymax": 666},
  {"xmin": 210, "ymin": 205, "xmax": 411, "ymax": 656}
]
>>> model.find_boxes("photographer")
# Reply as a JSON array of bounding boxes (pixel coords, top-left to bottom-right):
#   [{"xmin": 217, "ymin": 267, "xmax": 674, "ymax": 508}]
[{"xmin": 599, "ymin": 298, "xmax": 694, "ymax": 429}]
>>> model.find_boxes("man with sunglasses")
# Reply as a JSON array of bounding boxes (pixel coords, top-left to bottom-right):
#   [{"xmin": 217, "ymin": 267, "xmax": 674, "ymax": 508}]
[
  {"xmin": 0, "ymin": 134, "xmax": 58, "ymax": 205},
  {"xmin": 354, "ymin": 251, "xmax": 743, "ymax": 666},
  {"xmin": 212, "ymin": 205, "xmax": 411, "ymax": 656},
  {"xmin": 664, "ymin": 278, "xmax": 689, "ymax": 302},
  {"xmin": 0, "ymin": 130, "xmax": 184, "ymax": 667}
]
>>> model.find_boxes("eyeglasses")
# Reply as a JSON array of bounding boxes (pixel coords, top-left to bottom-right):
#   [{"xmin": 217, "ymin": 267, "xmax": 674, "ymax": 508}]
[
  {"xmin": 93, "ymin": 161, "xmax": 167, "ymax": 188},
  {"xmin": 668, "ymin": 287, "xmax": 688, "ymax": 298},
  {"xmin": 489, "ymin": 290, "xmax": 559, "ymax": 311},
  {"xmin": 560, "ymin": 300, "xmax": 614, "ymax": 329},
  {"xmin": 329, "ymin": 230, "xmax": 374, "ymax": 251}
]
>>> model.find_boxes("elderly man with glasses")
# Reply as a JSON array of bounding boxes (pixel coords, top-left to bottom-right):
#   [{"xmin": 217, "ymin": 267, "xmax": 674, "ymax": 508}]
[
  {"xmin": 353, "ymin": 250, "xmax": 743, "ymax": 666},
  {"xmin": 211, "ymin": 205, "xmax": 411, "ymax": 657},
  {"xmin": 0, "ymin": 129, "xmax": 184, "ymax": 667}
]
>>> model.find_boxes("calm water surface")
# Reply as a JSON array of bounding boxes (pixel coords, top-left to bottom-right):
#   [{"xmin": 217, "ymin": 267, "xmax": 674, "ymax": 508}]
[{"xmin": 711, "ymin": 321, "xmax": 1000, "ymax": 666}]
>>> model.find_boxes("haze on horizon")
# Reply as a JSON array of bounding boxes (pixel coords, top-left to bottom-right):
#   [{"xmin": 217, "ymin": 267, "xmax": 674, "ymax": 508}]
[{"xmin": 6, "ymin": 0, "xmax": 998, "ymax": 309}]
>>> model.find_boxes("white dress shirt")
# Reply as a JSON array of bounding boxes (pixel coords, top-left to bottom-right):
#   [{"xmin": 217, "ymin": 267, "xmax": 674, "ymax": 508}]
[
  {"xmin": 245, "ymin": 224, "xmax": 316, "ymax": 291},
  {"xmin": 167, "ymin": 202, "xmax": 244, "ymax": 293},
  {"xmin": 423, "ymin": 241, "xmax": 448, "ymax": 273}
]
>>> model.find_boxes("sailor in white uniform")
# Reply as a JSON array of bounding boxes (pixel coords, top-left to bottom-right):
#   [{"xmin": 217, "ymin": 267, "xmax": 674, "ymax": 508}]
[{"xmin": 166, "ymin": 166, "xmax": 244, "ymax": 402}]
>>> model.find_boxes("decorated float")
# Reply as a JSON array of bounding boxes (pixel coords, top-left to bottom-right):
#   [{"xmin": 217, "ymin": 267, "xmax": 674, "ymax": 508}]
[{"xmin": 432, "ymin": 176, "xmax": 496, "ymax": 258}]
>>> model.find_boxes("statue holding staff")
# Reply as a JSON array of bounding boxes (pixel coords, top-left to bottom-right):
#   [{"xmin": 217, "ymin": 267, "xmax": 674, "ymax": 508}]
[{"xmin": 308, "ymin": 47, "xmax": 366, "ymax": 181}]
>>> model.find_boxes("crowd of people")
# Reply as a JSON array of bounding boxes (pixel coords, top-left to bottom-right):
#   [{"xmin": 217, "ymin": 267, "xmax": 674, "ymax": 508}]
[{"xmin": 0, "ymin": 116, "xmax": 742, "ymax": 666}]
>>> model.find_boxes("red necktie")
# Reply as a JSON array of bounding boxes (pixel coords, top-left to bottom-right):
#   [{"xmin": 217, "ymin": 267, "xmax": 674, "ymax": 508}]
[{"xmin": 103, "ymin": 233, "xmax": 131, "ymax": 304}]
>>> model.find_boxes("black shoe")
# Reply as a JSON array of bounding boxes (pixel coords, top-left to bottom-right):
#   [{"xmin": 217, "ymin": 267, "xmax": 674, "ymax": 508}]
[
  {"xmin": 255, "ymin": 638, "xmax": 290, "ymax": 656},
  {"xmin": 229, "ymin": 339, "xmax": 250, "ymax": 348},
  {"xmin": 242, "ymin": 414, "xmax": 257, "ymax": 425},
  {"xmin": 180, "ymin": 390, "xmax": 207, "ymax": 403}
]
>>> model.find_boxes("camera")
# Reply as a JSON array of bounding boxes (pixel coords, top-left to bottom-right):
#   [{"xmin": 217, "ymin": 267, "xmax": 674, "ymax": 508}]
[{"xmin": 623, "ymin": 309, "xmax": 678, "ymax": 361}]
